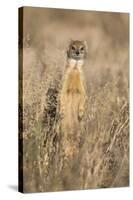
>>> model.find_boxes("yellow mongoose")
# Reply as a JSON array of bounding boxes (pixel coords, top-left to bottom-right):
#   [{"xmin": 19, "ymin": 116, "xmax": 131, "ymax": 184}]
[{"xmin": 59, "ymin": 40, "xmax": 88, "ymax": 158}]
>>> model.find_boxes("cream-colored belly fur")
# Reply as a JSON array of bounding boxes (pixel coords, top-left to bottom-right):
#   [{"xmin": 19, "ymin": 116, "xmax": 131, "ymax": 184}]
[{"xmin": 59, "ymin": 59, "xmax": 87, "ymax": 158}]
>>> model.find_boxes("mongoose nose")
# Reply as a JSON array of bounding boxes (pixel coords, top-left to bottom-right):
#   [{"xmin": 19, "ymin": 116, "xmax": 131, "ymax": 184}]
[{"xmin": 76, "ymin": 51, "xmax": 79, "ymax": 55}]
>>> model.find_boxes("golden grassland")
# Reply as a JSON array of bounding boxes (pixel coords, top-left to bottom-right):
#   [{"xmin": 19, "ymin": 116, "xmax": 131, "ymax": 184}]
[{"xmin": 19, "ymin": 7, "xmax": 129, "ymax": 192}]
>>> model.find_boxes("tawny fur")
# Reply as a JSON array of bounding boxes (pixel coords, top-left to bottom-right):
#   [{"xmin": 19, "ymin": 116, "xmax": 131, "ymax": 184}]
[
  {"xmin": 59, "ymin": 41, "xmax": 87, "ymax": 159},
  {"xmin": 60, "ymin": 59, "xmax": 86, "ymax": 130}
]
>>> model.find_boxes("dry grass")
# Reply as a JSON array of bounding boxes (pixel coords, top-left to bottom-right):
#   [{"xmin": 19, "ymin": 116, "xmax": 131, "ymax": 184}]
[{"xmin": 19, "ymin": 7, "xmax": 129, "ymax": 192}]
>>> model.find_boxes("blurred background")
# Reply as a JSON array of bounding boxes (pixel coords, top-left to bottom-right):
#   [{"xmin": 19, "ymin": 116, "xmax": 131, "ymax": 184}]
[{"xmin": 19, "ymin": 7, "xmax": 129, "ymax": 192}]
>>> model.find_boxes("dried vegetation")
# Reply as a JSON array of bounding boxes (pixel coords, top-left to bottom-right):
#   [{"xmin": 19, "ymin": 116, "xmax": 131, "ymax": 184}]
[{"xmin": 19, "ymin": 7, "xmax": 129, "ymax": 192}]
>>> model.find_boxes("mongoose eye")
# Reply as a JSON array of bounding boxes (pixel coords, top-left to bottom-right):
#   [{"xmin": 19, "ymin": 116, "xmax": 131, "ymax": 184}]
[
  {"xmin": 71, "ymin": 46, "xmax": 76, "ymax": 51},
  {"xmin": 80, "ymin": 47, "xmax": 84, "ymax": 51}
]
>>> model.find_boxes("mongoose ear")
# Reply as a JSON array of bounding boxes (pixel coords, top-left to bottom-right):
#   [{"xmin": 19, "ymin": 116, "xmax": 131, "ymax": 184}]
[
  {"xmin": 67, "ymin": 49, "xmax": 69, "ymax": 58},
  {"xmin": 83, "ymin": 40, "xmax": 88, "ymax": 52},
  {"xmin": 68, "ymin": 38, "xmax": 73, "ymax": 45},
  {"xmin": 83, "ymin": 40, "xmax": 88, "ymax": 58},
  {"xmin": 66, "ymin": 39, "xmax": 73, "ymax": 58}
]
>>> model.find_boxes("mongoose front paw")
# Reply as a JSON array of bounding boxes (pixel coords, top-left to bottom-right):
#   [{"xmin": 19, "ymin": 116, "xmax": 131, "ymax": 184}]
[
  {"xmin": 78, "ymin": 110, "xmax": 84, "ymax": 121},
  {"xmin": 59, "ymin": 112, "xmax": 65, "ymax": 120}
]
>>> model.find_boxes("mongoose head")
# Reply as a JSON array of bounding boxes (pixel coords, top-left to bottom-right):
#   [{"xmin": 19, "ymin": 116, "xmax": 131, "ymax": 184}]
[{"xmin": 67, "ymin": 40, "xmax": 87, "ymax": 61}]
